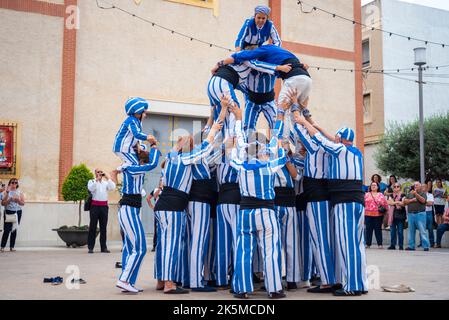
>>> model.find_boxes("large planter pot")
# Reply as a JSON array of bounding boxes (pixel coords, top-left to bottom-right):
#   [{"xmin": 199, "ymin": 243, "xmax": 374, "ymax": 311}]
[{"xmin": 52, "ymin": 228, "xmax": 99, "ymax": 248}]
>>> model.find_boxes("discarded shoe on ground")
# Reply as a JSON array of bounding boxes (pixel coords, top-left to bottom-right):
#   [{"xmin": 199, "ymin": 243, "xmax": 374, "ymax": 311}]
[{"xmin": 381, "ymin": 284, "xmax": 415, "ymax": 293}]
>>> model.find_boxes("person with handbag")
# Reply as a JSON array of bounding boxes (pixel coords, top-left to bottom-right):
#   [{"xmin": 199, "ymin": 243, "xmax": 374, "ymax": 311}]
[
  {"xmin": 364, "ymin": 182, "xmax": 389, "ymax": 249},
  {"xmin": 387, "ymin": 183, "xmax": 406, "ymax": 250},
  {"xmin": 1, "ymin": 178, "xmax": 25, "ymax": 252},
  {"xmin": 86, "ymin": 169, "xmax": 116, "ymax": 254}
]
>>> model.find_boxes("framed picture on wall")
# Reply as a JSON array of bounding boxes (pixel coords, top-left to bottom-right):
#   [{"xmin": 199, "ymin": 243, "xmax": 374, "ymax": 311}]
[{"xmin": 0, "ymin": 122, "xmax": 20, "ymax": 178}]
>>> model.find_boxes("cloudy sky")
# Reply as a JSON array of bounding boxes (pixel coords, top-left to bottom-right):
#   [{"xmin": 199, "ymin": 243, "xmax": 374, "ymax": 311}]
[{"xmin": 361, "ymin": 0, "xmax": 449, "ymax": 11}]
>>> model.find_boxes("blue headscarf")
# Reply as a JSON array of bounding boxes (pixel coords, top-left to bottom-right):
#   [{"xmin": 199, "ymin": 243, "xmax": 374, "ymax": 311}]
[
  {"xmin": 125, "ymin": 97, "xmax": 149, "ymax": 115},
  {"xmin": 254, "ymin": 5, "xmax": 271, "ymax": 16},
  {"xmin": 336, "ymin": 127, "xmax": 355, "ymax": 142}
]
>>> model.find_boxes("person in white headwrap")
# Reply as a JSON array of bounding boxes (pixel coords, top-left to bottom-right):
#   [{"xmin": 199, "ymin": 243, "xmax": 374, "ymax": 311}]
[{"xmin": 235, "ymin": 5, "xmax": 281, "ymax": 52}]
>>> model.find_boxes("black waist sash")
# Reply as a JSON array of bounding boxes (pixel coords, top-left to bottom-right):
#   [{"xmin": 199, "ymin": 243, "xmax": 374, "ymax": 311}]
[
  {"xmin": 328, "ymin": 179, "xmax": 365, "ymax": 206},
  {"xmin": 215, "ymin": 65, "xmax": 239, "ymax": 88},
  {"xmin": 296, "ymin": 193, "xmax": 307, "ymax": 211},
  {"xmin": 247, "ymin": 89, "xmax": 275, "ymax": 105},
  {"xmin": 189, "ymin": 179, "xmax": 218, "ymax": 205},
  {"xmin": 119, "ymin": 194, "xmax": 142, "ymax": 208},
  {"xmin": 154, "ymin": 187, "xmax": 189, "ymax": 212},
  {"xmin": 303, "ymin": 177, "xmax": 330, "ymax": 203},
  {"xmin": 278, "ymin": 58, "xmax": 311, "ymax": 80},
  {"xmin": 274, "ymin": 187, "xmax": 296, "ymax": 207},
  {"xmin": 218, "ymin": 183, "xmax": 241, "ymax": 205},
  {"xmin": 240, "ymin": 196, "xmax": 275, "ymax": 210}
]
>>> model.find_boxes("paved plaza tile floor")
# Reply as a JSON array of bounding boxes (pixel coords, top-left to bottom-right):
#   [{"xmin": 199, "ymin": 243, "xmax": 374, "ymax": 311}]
[{"xmin": 1, "ymin": 243, "xmax": 448, "ymax": 300}]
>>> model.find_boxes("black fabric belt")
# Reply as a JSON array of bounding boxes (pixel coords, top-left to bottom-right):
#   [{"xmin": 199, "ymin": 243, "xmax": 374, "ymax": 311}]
[
  {"xmin": 303, "ymin": 177, "xmax": 330, "ymax": 203},
  {"xmin": 119, "ymin": 194, "xmax": 142, "ymax": 208},
  {"xmin": 217, "ymin": 183, "xmax": 241, "ymax": 205},
  {"xmin": 278, "ymin": 58, "xmax": 311, "ymax": 80},
  {"xmin": 328, "ymin": 179, "xmax": 365, "ymax": 206},
  {"xmin": 189, "ymin": 179, "xmax": 218, "ymax": 205},
  {"xmin": 274, "ymin": 187, "xmax": 296, "ymax": 207},
  {"xmin": 215, "ymin": 65, "xmax": 239, "ymax": 88},
  {"xmin": 154, "ymin": 187, "xmax": 189, "ymax": 212},
  {"xmin": 247, "ymin": 89, "xmax": 275, "ymax": 105},
  {"xmin": 295, "ymin": 193, "xmax": 307, "ymax": 211},
  {"xmin": 240, "ymin": 196, "xmax": 275, "ymax": 211}
]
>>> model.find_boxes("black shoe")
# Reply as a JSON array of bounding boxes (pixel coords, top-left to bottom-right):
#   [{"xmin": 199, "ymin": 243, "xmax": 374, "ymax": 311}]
[
  {"xmin": 405, "ymin": 247, "xmax": 415, "ymax": 251},
  {"xmin": 101, "ymin": 249, "xmax": 110, "ymax": 253},
  {"xmin": 417, "ymin": 244, "xmax": 422, "ymax": 248},
  {"xmin": 115, "ymin": 262, "xmax": 122, "ymax": 269},
  {"xmin": 164, "ymin": 287, "xmax": 189, "ymax": 294},
  {"xmin": 233, "ymin": 292, "xmax": 249, "ymax": 299},
  {"xmin": 333, "ymin": 289, "xmax": 362, "ymax": 296},
  {"xmin": 182, "ymin": 285, "xmax": 191, "ymax": 289},
  {"xmin": 269, "ymin": 291, "xmax": 286, "ymax": 299},
  {"xmin": 151, "ymin": 248, "xmax": 155, "ymax": 252},
  {"xmin": 424, "ymin": 248, "xmax": 429, "ymax": 251},
  {"xmin": 287, "ymin": 282, "xmax": 297, "ymax": 291},
  {"xmin": 362, "ymin": 290, "xmax": 369, "ymax": 294},
  {"xmin": 71, "ymin": 278, "xmax": 87, "ymax": 284},
  {"xmin": 88, "ymin": 249, "xmax": 94, "ymax": 254},
  {"xmin": 191, "ymin": 286, "xmax": 217, "ymax": 292},
  {"xmin": 399, "ymin": 247, "xmax": 404, "ymax": 250},
  {"xmin": 332, "ymin": 284, "xmax": 343, "ymax": 291},
  {"xmin": 307, "ymin": 286, "xmax": 333, "ymax": 293},
  {"xmin": 387, "ymin": 246, "xmax": 395, "ymax": 250}
]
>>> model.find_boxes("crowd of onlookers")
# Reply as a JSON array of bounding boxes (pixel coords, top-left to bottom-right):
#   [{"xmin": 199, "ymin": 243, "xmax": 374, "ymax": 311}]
[{"xmin": 363, "ymin": 174, "xmax": 449, "ymax": 251}]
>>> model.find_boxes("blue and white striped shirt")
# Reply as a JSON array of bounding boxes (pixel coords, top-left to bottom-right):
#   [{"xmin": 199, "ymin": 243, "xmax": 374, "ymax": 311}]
[
  {"xmin": 163, "ymin": 141, "xmax": 214, "ymax": 193},
  {"xmin": 243, "ymin": 69, "xmax": 277, "ymax": 94},
  {"xmin": 121, "ymin": 148, "xmax": 160, "ymax": 194},
  {"xmin": 235, "ymin": 18, "xmax": 281, "ymax": 49},
  {"xmin": 230, "ymin": 147, "xmax": 286, "ymax": 200},
  {"xmin": 312, "ymin": 133, "xmax": 364, "ymax": 181},
  {"xmin": 113, "ymin": 116, "xmax": 148, "ymax": 153},
  {"xmin": 293, "ymin": 124, "xmax": 329, "ymax": 179},
  {"xmin": 229, "ymin": 60, "xmax": 277, "ymax": 87}
]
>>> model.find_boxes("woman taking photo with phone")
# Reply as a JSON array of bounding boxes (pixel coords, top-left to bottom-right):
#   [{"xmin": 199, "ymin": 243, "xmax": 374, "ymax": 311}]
[{"xmin": 1, "ymin": 178, "xmax": 25, "ymax": 252}]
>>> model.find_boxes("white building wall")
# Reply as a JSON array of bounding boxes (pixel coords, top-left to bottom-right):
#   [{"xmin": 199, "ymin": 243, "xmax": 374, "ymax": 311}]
[{"xmin": 381, "ymin": 0, "xmax": 449, "ymax": 127}]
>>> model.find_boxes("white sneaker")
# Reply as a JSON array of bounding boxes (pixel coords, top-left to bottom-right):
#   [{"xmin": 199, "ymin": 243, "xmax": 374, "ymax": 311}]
[
  {"xmin": 298, "ymin": 280, "xmax": 311, "ymax": 288},
  {"xmin": 116, "ymin": 280, "xmax": 138, "ymax": 293},
  {"xmin": 122, "ymin": 286, "xmax": 143, "ymax": 293}
]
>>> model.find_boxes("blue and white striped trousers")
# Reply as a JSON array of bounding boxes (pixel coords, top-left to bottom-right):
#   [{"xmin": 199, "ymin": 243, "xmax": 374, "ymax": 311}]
[
  {"xmin": 232, "ymin": 208, "xmax": 283, "ymax": 294},
  {"xmin": 298, "ymin": 209, "xmax": 313, "ymax": 281},
  {"xmin": 174, "ymin": 212, "xmax": 190, "ymax": 286},
  {"xmin": 244, "ymin": 100, "xmax": 276, "ymax": 136},
  {"xmin": 306, "ymin": 201, "xmax": 336, "ymax": 285},
  {"xmin": 115, "ymin": 152, "xmax": 139, "ymax": 166},
  {"xmin": 333, "ymin": 202, "xmax": 367, "ymax": 292},
  {"xmin": 154, "ymin": 210, "xmax": 186, "ymax": 282},
  {"xmin": 204, "ymin": 216, "xmax": 217, "ymax": 282},
  {"xmin": 275, "ymin": 206, "xmax": 300, "ymax": 283},
  {"xmin": 188, "ymin": 201, "xmax": 211, "ymax": 288},
  {"xmin": 215, "ymin": 203, "xmax": 238, "ymax": 286},
  {"xmin": 207, "ymin": 76, "xmax": 240, "ymax": 138},
  {"xmin": 118, "ymin": 205, "xmax": 147, "ymax": 284}
]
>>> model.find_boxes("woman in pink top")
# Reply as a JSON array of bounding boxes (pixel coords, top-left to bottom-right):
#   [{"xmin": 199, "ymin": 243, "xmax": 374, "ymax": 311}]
[{"xmin": 365, "ymin": 182, "xmax": 389, "ymax": 249}]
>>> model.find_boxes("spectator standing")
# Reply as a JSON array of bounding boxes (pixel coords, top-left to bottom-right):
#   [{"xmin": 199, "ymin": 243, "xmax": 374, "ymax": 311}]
[
  {"xmin": 87, "ymin": 169, "xmax": 116, "ymax": 254},
  {"xmin": 1, "ymin": 178, "xmax": 25, "ymax": 252},
  {"xmin": 404, "ymin": 182, "xmax": 430, "ymax": 251},
  {"xmin": 387, "ymin": 183, "xmax": 406, "ymax": 250},
  {"xmin": 422, "ymin": 183, "xmax": 435, "ymax": 247},
  {"xmin": 364, "ymin": 182, "xmax": 389, "ymax": 249},
  {"xmin": 435, "ymin": 208, "xmax": 449, "ymax": 248},
  {"xmin": 433, "ymin": 179, "xmax": 447, "ymax": 225},
  {"xmin": 384, "ymin": 175, "xmax": 398, "ymax": 197}
]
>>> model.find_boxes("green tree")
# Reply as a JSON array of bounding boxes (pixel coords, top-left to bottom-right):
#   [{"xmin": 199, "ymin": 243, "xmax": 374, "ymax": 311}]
[
  {"xmin": 61, "ymin": 164, "xmax": 94, "ymax": 227},
  {"xmin": 375, "ymin": 112, "xmax": 449, "ymax": 181}
]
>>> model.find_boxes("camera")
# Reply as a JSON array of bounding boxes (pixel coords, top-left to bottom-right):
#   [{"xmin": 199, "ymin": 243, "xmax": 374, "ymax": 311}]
[
  {"xmin": 101, "ymin": 173, "xmax": 106, "ymax": 177},
  {"xmin": 410, "ymin": 185, "xmax": 415, "ymax": 191}
]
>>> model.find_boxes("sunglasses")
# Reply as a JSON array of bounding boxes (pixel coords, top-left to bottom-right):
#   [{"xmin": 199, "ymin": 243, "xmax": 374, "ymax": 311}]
[
  {"xmin": 394, "ymin": 185, "xmax": 400, "ymax": 188},
  {"xmin": 10, "ymin": 181, "xmax": 18, "ymax": 185}
]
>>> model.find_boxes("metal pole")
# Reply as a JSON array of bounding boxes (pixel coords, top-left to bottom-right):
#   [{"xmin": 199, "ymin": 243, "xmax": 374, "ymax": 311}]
[{"xmin": 418, "ymin": 66, "xmax": 425, "ymax": 183}]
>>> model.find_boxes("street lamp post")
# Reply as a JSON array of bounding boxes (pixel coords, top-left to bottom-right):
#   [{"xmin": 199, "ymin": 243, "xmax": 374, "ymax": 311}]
[{"xmin": 414, "ymin": 47, "xmax": 426, "ymax": 184}]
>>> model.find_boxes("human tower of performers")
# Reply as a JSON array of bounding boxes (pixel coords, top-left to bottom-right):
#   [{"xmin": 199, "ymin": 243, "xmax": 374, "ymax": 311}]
[{"xmin": 112, "ymin": 5, "xmax": 367, "ymax": 299}]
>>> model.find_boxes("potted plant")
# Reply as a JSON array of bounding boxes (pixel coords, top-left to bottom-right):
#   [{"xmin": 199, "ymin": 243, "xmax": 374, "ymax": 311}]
[{"xmin": 53, "ymin": 164, "xmax": 98, "ymax": 247}]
